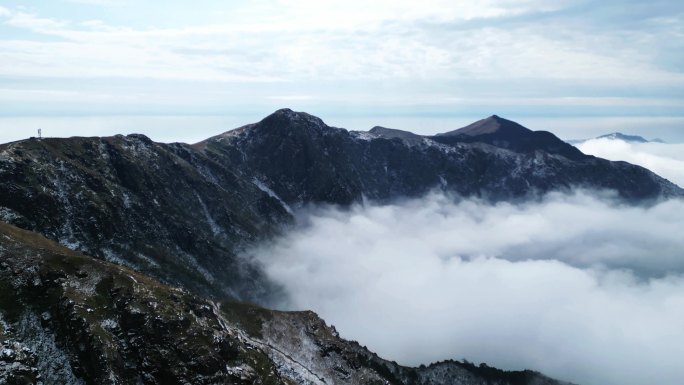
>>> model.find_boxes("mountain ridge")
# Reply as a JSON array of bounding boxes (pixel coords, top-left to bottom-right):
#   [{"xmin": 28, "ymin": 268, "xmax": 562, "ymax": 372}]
[
  {"xmin": 0, "ymin": 110, "xmax": 681, "ymax": 302},
  {"xmin": 1, "ymin": 108, "xmax": 680, "ymax": 384},
  {"xmin": 0, "ymin": 220, "xmax": 575, "ymax": 385},
  {"xmin": 567, "ymin": 132, "xmax": 666, "ymax": 145}
]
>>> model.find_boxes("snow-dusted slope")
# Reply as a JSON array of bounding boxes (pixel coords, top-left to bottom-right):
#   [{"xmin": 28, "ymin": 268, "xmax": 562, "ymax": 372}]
[{"xmin": 0, "ymin": 221, "xmax": 573, "ymax": 385}]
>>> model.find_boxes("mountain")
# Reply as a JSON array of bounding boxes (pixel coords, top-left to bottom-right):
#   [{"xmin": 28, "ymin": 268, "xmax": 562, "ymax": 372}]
[
  {"xmin": 368, "ymin": 126, "xmax": 424, "ymax": 145},
  {"xmin": 0, "ymin": 221, "xmax": 573, "ymax": 385},
  {"xmin": 0, "ymin": 109, "xmax": 681, "ymax": 303},
  {"xmin": 434, "ymin": 115, "xmax": 586, "ymax": 160},
  {"xmin": 597, "ymin": 132, "xmax": 649, "ymax": 143},
  {"xmin": 0, "ymin": 109, "xmax": 681, "ymax": 384},
  {"xmin": 196, "ymin": 109, "xmax": 681, "ymax": 207},
  {"xmin": 0, "ymin": 134, "xmax": 289, "ymax": 303},
  {"xmin": 568, "ymin": 132, "xmax": 665, "ymax": 144}
]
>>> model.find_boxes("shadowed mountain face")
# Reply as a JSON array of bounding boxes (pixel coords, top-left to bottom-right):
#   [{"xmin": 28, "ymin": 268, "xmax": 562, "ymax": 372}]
[
  {"xmin": 198, "ymin": 109, "xmax": 681, "ymax": 207},
  {"xmin": 0, "ymin": 109, "xmax": 678, "ymax": 385},
  {"xmin": 433, "ymin": 115, "xmax": 586, "ymax": 161},
  {"xmin": 0, "ymin": 134, "xmax": 289, "ymax": 303},
  {"xmin": 0, "ymin": 109, "xmax": 682, "ymax": 303},
  {"xmin": 0, "ymin": 221, "xmax": 574, "ymax": 385}
]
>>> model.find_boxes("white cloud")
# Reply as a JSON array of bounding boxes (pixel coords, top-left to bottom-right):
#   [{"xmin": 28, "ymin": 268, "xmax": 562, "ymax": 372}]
[
  {"xmin": 248, "ymin": 191, "xmax": 684, "ymax": 385},
  {"xmin": 0, "ymin": 2, "xmax": 682, "ymax": 130},
  {"xmin": 65, "ymin": 0, "xmax": 122, "ymax": 6},
  {"xmin": 0, "ymin": 2, "xmax": 682, "ymax": 85},
  {"xmin": 2, "ymin": 8, "xmax": 69, "ymax": 31},
  {"xmin": 577, "ymin": 139, "xmax": 684, "ymax": 187}
]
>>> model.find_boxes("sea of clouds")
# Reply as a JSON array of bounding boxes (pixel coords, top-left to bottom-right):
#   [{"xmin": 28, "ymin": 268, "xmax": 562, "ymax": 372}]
[
  {"xmin": 247, "ymin": 189, "xmax": 684, "ymax": 385},
  {"xmin": 577, "ymin": 139, "xmax": 684, "ymax": 187}
]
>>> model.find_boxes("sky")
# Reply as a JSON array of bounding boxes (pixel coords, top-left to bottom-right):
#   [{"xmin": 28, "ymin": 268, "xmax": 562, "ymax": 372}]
[
  {"xmin": 0, "ymin": 0, "xmax": 683, "ymax": 143},
  {"xmin": 249, "ymin": 190, "xmax": 684, "ymax": 385},
  {"xmin": 2, "ymin": 3, "xmax": 683, "ymax": 384}
]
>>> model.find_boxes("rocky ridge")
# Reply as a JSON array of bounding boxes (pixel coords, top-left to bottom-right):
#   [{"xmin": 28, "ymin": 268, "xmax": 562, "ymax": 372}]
[
  {"xmin": 0, "ymin": 133, "xmax": 288, "ymax": 302},
  {"xmin": 0, "ymin": 109, "xmax": 681, "ymax": 384},
  {"xmin": 198, "ymin": 109, "xmax": 682, "ymax": 207},
  {"xmin": 0, "ymin": 109, "xmax": 681, "ymax": 301}
]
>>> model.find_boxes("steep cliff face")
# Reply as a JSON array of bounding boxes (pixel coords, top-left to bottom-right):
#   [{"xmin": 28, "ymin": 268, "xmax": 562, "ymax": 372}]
[{"xmin": 0, "ymin": 222, "xmax": 573, "ymax": 385}]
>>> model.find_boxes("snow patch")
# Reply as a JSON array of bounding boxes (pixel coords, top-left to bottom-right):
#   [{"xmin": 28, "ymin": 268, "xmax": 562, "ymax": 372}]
[
  {"xmin": 252, "ymin": 178, "xmax": 293, "ymax": 215},
  {"xmin": 0, "ymin": 148, "xmax": 16, "ymax": 164},
  {"xmin": 351, "ymin": 131, "xmax": 376, "ymax": 141},
  {"xmin": 173, "ymin": 246, "xmax": 216, "ymax": 284},
  {"xmin": 423, "ymin": 138, "xmax": 459, "ymax": 154},
  {"xmin": 122, "ymin": 192, "xmax": 132, "ymax": 209},
  {"xmin": 100, "ymin": 319, "xmax": 118, "ymax": 330},
  {"xmin": 16, "ymin": 312, "xmax": 85, "ymax": 385},
  {"xmin": 0, "ymin": 207, "xmax": 20, "ymax": 223},
  {"xmin": 102, "ymin": 248, "xmax": 136, "ymax": 268},
  {"xmin": 194, "ymin": 192, "xmax": 222, "ymax": 236},
  {"xmin": 121, "ymin": 137, "xmax": 158, "ymax": 160}
]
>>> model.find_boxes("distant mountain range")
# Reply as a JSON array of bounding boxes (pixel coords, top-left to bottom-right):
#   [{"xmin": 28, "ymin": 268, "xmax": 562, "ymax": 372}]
[
  {"xmin": 567, "ymin": 132, "xmax": 665, "ymax": 145},
  {"xmin": 2, "ymin": 108, "xmax": 680, "ymax": 384}
]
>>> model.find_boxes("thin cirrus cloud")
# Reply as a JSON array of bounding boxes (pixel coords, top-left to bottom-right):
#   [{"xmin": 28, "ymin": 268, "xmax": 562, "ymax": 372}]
[{"xmin": 247, "ymin": 190, "xmax": 684, "ymax": 385}]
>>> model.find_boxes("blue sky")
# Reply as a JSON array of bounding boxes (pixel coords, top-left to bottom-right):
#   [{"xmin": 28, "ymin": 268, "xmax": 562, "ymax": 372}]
[{"xmin": 0, "ymin": 0, "xmax": 683, "ymax": 142}]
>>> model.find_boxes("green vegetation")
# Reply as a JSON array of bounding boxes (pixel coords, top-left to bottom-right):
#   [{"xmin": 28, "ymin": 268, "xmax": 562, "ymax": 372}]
[{"xmin": 219, "ymin": 299, "xmax": 273, "ymax": 339}]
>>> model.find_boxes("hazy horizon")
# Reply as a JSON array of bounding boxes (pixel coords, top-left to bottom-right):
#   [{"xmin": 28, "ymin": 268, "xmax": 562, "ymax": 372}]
[{"xmin": 1, "ymin": 1, "xmax": 683, "ymax": 143}]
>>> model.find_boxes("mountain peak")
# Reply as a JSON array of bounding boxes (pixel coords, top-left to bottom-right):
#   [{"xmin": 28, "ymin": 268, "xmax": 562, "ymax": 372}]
[
  {"xmin": 263, "ymin": 108, "xmax": 325, "ymax": 126},
  {"xmin": 431, "ymin": 115, "xmax": 586, "ymax": 160},
  {"xmin": 596, "ymin": 132, "xmax": 649, "ymax": 143},
  {"xmin": 253, "ymin": 108, "xmax": 336, "ymax": 138},
  {"xmin": 439, "ymin": 115, "xmax": 531, "ymax": 137},
  {"xmin": 270, "ymin": 107, "xmax": 295, "ymax": 117},
  {"xmin": 194, "ymin": 109, "xmax": 330, "ymax": 149}
]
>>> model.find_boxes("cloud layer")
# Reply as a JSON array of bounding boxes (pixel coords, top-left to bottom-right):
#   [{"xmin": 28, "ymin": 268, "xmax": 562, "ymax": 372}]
[
  {"xmin": 0, "ymin": 1, "xmax": 683, "ymax": 123},
  {"xmin": 248, "ymin": 191, "xmax": 684, "ymax": 385},
  {"xmin": 577, "ymin": 139, "xmax": 684, "ymax": 188}
]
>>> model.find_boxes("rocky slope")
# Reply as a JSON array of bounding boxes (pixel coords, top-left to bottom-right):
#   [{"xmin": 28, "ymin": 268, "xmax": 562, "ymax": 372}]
[
  {"xmin": 197, "ymin": 109, "xmax": 682, "ymax": 207},
  {"xmin": 1, "ymin": 109, "xmax": 682, "ymax": 384},
  {"xmin": 0, "ymin": 134, "xmax": 289, "ymax": 302},
  {"xmin": 0, "ymin": 109, "xmax": 682, "ymax": 304},
  {"xmin": 434, "ymin": 115, "xmax": 585, "ymax": 161},
  {"xmin": 0, "ymin": 221, "xmax": 573, "ymax": 385}
]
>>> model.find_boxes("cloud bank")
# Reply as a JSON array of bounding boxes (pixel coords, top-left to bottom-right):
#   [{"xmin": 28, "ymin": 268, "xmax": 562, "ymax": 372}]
[
  {"xmin": 247, "ymin": 191, "xmax": 684, "ymax": 385},
  {"xmin": 577, "ymin": 139, "xmax": 684, "ymax": 188}
]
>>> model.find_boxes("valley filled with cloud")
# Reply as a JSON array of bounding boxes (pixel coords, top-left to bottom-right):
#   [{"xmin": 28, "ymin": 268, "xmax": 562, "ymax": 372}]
[{"xmin": 248, "ymin": 191, "xmax": 684, "ymax": 385}]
